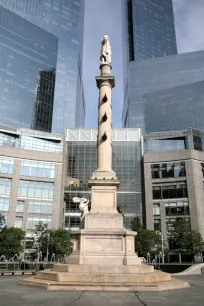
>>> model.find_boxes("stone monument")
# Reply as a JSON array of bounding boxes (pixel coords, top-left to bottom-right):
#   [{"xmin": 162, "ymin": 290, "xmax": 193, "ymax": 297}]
[{"xmin": 20, "ymin": 36, "xmax": 189, "ymax": 291}]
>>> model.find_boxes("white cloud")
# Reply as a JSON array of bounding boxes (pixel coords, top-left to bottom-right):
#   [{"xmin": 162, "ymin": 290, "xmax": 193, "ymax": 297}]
[{"xmin": 173, "ymin": 0, "xmax": 204, "ymax": 53}]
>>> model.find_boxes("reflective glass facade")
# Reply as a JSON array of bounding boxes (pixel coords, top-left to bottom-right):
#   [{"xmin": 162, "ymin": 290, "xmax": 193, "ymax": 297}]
[
  {"xmin": 152, "ymin": 183, "xmax": 188, "ymax": 200},
  {"xmin": 0, "ymin": 157, "xmax": 14, "ymax": 174},
  {"xmin": 122, "ymin": 0, "xmax": 177, "ymax": 63},
  {"xmin": 18, "ymin": 181, "xmax": 54, "ymax": 199},
  {"xmin": 123, "ymin": 51, "xmax": 204, "ymax": 132},
  {"xmin": 65, "ymin": 129, "xmax": 142, "ymax": 229},
  {"xmin": 0, "ymin": 6, "xmax": 58, "ymax": 132},
  {"xmin": 0, "ymin": 178, "xmax": 12, "ymax": 196},
  {"xmin": 0, "ymin": 128, "xmax": 63, "ymax": 153},
  {"xmin": 20, "ymin": 161, "xmax": 55, "ymax": 178},
  {"xmin": 27, "ymin": 216, "xmax": 52, "ymax": 230},
  {"xmin": 28, "ymin": 201, "xmax": 52, "ymax": 215},
  {"xmin": 0, "ymin": 0, "xmax": 85, "ymax": 134},
  {"xmin": 144, "ymin": 129, "xmax": 204, "ymax": 154},
  {"xmin": 151, "ymin": 162, "xmax": 186, "ymax": 179},
  {"xmin": 0, "ymin": 198, "xmax": 10, "ymax": 211}
]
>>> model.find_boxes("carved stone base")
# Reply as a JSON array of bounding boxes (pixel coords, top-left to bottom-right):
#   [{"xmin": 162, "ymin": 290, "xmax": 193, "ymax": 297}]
[{"xmin": 66, "ymin": 226, "xmax": 141, "ymax": 266}]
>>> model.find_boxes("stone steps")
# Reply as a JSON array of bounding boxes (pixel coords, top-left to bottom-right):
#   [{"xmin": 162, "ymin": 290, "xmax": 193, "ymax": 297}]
[
  {"xmin": 53, "ymin": 263, "xmax": 154, "ymax": 274},
  {"xmin": 19, "ymin": 276, "xmax": 189, "ymax": 292},
  {"xmin": 36, "ymin": 269, "xmax": 171, "ymax": 283}
]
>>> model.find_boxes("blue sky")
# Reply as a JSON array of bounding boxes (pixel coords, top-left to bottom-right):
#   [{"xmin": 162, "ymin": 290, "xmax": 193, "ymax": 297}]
[{"xmin": 83, "ymin": 0, "xmax": 204, "ymax": 128}]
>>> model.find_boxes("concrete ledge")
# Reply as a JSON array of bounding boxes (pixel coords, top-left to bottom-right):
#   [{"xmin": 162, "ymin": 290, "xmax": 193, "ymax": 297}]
[
  {"xmin": 35, "ymin": 269, "xmax": 170, "ymax": 283},
  {"xmin": 19, "ymin": 276, "xmax": 189, "ymax": 292},
  {"xmin": 174, "ymin": 263, "xmax": 204, "ymax": 275},
  {"xmin": 53, "ymin": 264, "xmax": 154, "ymax": 274}
]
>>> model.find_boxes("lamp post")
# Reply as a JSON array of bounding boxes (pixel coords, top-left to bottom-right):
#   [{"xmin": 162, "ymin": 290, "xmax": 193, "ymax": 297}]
[
  {"xmin": 156, "ymin": 231, "xmax": 165, "ymax": 264},
  {"xmin": 46, "ymin": 232, "xmax": 50, "ymax": 262}
]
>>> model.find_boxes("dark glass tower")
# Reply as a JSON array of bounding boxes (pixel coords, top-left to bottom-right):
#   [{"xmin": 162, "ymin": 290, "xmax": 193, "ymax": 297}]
[
  {"xmin": 0, "ymin": 0, "xmax": 85, "ymax": 134},
  {"xmin": 122, "ymin": 0, "xmax": 177, "ymax": 63},
  {"xmin": 122, "ymin": 51, "xmax": 204, "ymax": 133},
  {"xmin": 0, "ymin": 6, "xmax": 58, "ymax": 131}
]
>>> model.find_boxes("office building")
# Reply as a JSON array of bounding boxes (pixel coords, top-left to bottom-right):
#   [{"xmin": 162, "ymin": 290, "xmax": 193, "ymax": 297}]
[
  {"xmin": 143, "ymin": 129, "xmax": 204, "ymax": 243},
  {"xmin": 0, "ymin": 0, "xmax": 85, "ymax": 134},
  {"xmin": 0, "ymin": 6, "xmax": 58, "ymax": 132},
  {"xmin": 123, "ymin": 51, "xmax": 204, "ymax": 133},
  {"xmin": 122, "ymin": 0, "xmax": 177, "ymax": 63},
  {"xmin": 0, "ymin": 125, "xmax": 65, "ymax": 236},
  {"xmin": 65, "ymin": 128, "xmax": 143, "ymax": 230}
]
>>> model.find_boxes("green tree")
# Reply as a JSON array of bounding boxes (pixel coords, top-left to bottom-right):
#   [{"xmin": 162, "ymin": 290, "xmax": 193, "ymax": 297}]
[
  {"xmin": 131, "ymin": 217, "xmax": 162, "ymax": 257},
  {"xmin": 0, "ymin": 227, "xmax": 25, "ymax": 256},
  {"xmin": 34, "ymin": 222, "xmax": 72, "ymax": 259},
  {"xmin": 131, "ymin": 217, "xmax": 143, "ymax": 232},
  {"xmin": 0, "ymin": 214, "xmax": 5, "ymax": 231},
  {"xmin": 188, "ymin": 231, "xmax": 204, "ymax": 258},
  {"xmin": 48, "ymin": 229, "xmax": 72, "ymax": 256},
  {"xmin": 170, "ymin": 218, "xmax": 191, "ymax": 263}
]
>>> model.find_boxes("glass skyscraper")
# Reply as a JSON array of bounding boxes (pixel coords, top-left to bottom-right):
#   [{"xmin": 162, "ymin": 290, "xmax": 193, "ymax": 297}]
[
  {"xmin": 0, "ymin": 0, "xmax": 85, "ymax": 134},
  {"xmin": 122, "ymin": 0, "xmax": 177, "ymax": 63},
  {"xmin": 122, "ymin": 51, "xmax": 204, "ymax": 133},
  {"xmin": 122, "ymin": 0, "xmax": 178, "ymax": 131},
  {"xmin": 0, "ymin": 6, "xmax": 58, "ymax": 132}
]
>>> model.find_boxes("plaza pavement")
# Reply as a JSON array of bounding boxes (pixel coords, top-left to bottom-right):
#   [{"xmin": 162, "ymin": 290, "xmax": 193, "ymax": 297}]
[{"xmin": 0, "ymin": 275, "xmax": 203, "ymax": 306}]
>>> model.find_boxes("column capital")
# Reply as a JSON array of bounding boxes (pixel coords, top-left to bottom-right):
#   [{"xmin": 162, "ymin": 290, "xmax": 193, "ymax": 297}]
[{"xmin": 96, "ymin": 76, "xmax": 115, "ymax": 89}]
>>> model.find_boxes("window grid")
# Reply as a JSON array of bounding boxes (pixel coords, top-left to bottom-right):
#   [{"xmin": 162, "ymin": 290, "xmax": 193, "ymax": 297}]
[
  {"xmin": 0, "ymin": 157, "xmax": 14, "ymax": 174},
  {"xmin": 0, "ymin": 198, "xmax": 9, "ymax": 211},
  {"xmin": 27, "ymin": 216, "xmax": 52, "ymax": 230},
  {"xmin": 0, "ymin": 178, "xmax": 12, "ymax": 196},
  {"xmin": 28, "ymin": 201, "xmax": 52, "ymax": 214},
  {"xmin": 20, "ymin": 160, "xmax": 55, "ymax": 178},
  {"xmin": 18, "ymin": 180, "xmax": 54, "ymax": 199}
]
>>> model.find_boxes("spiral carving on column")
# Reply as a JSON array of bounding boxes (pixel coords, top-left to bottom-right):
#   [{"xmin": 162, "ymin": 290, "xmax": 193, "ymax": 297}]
[
  {"xmin": 100, "ymin": 132, "xmax": 107, "ymax": 143},
  {"xmin": 102, "ymin": 94, "xmax": 108, "ymax": 103},
  {"xmin": 101, "ymin": 112, "xmax": 108, "ymax": 123}
]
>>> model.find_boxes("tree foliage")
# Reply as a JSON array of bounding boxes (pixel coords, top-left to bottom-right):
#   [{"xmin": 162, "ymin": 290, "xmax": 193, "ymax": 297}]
[
  {"xmin": 0, "ymin": 227, "xmax": 25, "ymax": 256},
  {"xmin": 0, "ymin": 214, "xmax": 5, "ymax": 230},
  {"xmin": 169, "ymin": 218, "xmax": 204, "ymax": 262},
  {"xmin": 188, "ymin": 231, "xmax": 204, "ymax": 256},
  {"xmin": 131, "ymin": 217, "xmax": 162, "ymax": 257},
  {"xmin": 34, "ymin": 222, "xmax": 72, "ymax": 258}
]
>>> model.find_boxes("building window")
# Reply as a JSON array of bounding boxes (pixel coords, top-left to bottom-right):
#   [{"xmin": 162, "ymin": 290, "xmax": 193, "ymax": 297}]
[
  {"xmin": 201, "ymin": 163, "xmax": 204, "ymax": 178},
  {"xmin": 0, "ymin": 215, "xmax": 7, "ymax": 228},
  {"xmin": 65, "ymin": 216, "xmax": 80, "ymax": 229},
  {"xmin": 20, "ymin": 161, "xmax": 55, "ymax": 178},
  {"xmin": 0, "ymin": 157, "xmax": 14, "ymax": 174},
  {"xmin": 152, "ymin": 183, "xmax": 187, "ymax": 200},
  {"xmin": 144, "ymin": 139, "xmax": 185, "ymax": 153},
  {"xmin": 20, "ymin": 136, "xmax": 62, "ymax": 152},
  {"xmin": 28, "ymin": 201, "xmax": 52, "ymax": 214},
  {"xmin": 153, "ymin": 203, "xmax": 160, "ymax": 216},
  {"xmin": 0, "ymin": 178, "xmax": 12, "ymax": 196},
  {"xmin": 15, "ymin": 217, "xmax": 23, "ymax": 229},
  {"xmin": 0, "ymin": 132, "xmax": 18, "ymax": 148},
  {"xmin": 0, "ymin": 198, "xmax": 9, "ymax": 211},
  {"xmin": 16, "ymin": 200, "xmax": 24, "ymax": 213},
  {"xmin": 18, "ymin": 181, "xmax": 54, "ymax": 199},
  {"xmin": 166, "ymin": 217, "xmax": 190, "ymax": 237},
  {"xmin": 152, "ymin": 186, "xmax": 161, "ymax": 199},
  {"xmin": 154, "ymin": 219, "xmax": 161, "ymax": 232},
  {"xmin": 151, "ymin": 162, "xmax": 186, "ymax": 179},
  {"xmin": 165, "ymin": 201, "xmax": 189, "ymax": 216},
  {"xmin": 27, "ymin": 217, "xmax": 51, "ymax": 230}
]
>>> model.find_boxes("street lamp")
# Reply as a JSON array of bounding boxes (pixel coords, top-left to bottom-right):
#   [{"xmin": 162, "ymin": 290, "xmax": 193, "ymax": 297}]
[
  {"xmin": 46, "ymin": 232, "xmax": 50, "ymax": 262},
  {"xmin": 156, "ymin": 231, "xmax": 164, "ymax": 264}
]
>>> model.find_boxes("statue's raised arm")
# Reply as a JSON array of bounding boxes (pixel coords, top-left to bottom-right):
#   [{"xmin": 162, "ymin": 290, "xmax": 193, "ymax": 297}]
[{"xmin": 100, "ymin": 35, "xmax": 112, "ymax": 65}]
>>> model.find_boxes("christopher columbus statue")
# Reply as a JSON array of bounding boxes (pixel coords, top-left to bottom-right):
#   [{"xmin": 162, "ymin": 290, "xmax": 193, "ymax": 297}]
[{"xmin": 100, "ymin": 35, "xmax": 112, "ymax": 64}]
